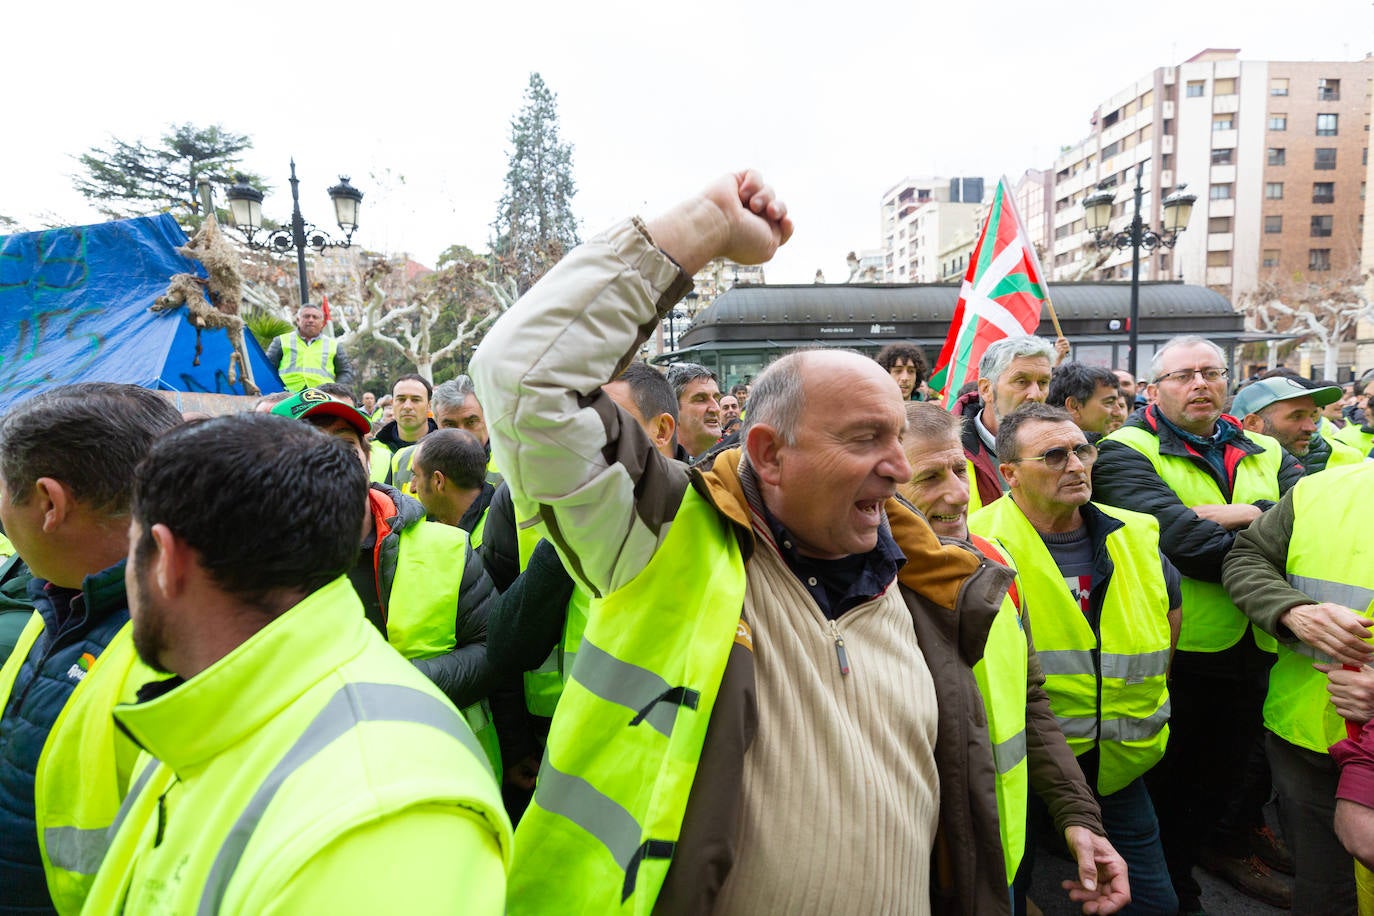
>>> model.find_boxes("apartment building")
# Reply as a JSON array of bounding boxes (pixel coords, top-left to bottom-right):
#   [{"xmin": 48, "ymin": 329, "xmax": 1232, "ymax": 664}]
[
  {"xmin": 1046, "ymin": 49, "xmax": 1372, "ymax": 301},
  {"xmin": 879, "ymin": 176, "xmax": 986, "ymax": 282}
]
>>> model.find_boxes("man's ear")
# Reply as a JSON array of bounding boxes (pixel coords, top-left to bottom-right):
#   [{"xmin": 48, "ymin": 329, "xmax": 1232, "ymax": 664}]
[
  {"xmin": 149, "ymin": 523, "xmax": 190, "ymax": 600},
  {"xmin": 650, "ymin": 413, "xmax": 676, "ymax": 453},
  {"xmin": 1064, "ymin": 396, "xmax": 1083, "ymax": 421},
  {"xmin": 34, "ymin": 478, "xmax": 70, "ymax": 533},
  {"xmin": 745, "ymin": 424, "xmax": 785, "ymax": 486},
  {"xmin": 999, "ymin": 461, "xmax": 1020, "ymax": 491},
  {"xmin": 1240, "ymin": 414, "xmax": 1264, "ymax": 434},
  {"xmin": 977, "ymin": 376, "xmax": 993, "ymax": 407},
  {"xmin": 431, "ymin": 470, "xmax": 446, "ymax": 493}
]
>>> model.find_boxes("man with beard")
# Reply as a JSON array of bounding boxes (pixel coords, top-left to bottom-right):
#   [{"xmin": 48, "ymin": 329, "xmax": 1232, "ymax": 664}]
[
  {"xmin": 1231, "ymin": 376, "xmax": 1359, "ymax": 475},
  {"xmin": 971, "ymin": 403, "xmax": 1181, "ymax": 915},
  {"xmin": 953, "ymin": 336, "xmax": 1055, "ymax": 511},
  {"xmin": 0, "ymin": 384, "xmax": 180, "ymax": 915},
  {"xmin": 1093, "ymin": 335, "xmax": 1303, "ymax": 912},
  {"xmin": 83, "ymin": 415, "xmax": 510, "ymax": 913}
]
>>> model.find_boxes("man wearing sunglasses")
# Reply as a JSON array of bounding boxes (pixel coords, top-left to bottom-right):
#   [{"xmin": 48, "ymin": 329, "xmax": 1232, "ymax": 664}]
[
  {"xmin": 1092, "ymin": 335, "xmax": 1303, "ymax": 913},
  {"xmin": 970, "ymin": 402, "xmax": 1181, "ymax": 915}
]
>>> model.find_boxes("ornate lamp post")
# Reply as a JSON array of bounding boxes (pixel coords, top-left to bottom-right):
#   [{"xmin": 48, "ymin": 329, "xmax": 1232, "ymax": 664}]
[
  {"xmin": 224, "ymin": 160, "xmax": 363, "ymax": 307},
  {"xmin": 1082, "ymin": 160, "xmax": 1196, "ymax": 377}
]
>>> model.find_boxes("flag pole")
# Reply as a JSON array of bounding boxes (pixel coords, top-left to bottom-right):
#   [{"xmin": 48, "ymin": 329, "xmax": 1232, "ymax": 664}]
[{"xmin": 1045, "ymin": 294, "xmax": 1065, "ymax": 340}]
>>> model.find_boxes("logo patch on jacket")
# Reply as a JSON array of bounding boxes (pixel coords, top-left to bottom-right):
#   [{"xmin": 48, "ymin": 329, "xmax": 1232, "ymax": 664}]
[
  {"xmin": 65, "ymin": 652, "xmax": 96, "ymax": 682},
  {"xmin": 734, "ymin": 619, "xmax": 753, "ymax": 652}
]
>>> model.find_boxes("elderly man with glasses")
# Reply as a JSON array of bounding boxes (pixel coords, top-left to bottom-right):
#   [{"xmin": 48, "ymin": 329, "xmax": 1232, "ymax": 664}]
[
  {"xmin": 1092, "ymin": 335, "xmax": 1304, "ymax": 913},
  {"xmin": 970, "ymin": 402, "xmax": 1181, "ymax": 915}
]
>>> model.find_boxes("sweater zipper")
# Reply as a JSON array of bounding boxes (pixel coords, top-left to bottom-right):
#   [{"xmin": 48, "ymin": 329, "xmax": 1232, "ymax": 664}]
[{"xmin": 828, "ymin": 619, "xmax": 851, "ymax": 676}]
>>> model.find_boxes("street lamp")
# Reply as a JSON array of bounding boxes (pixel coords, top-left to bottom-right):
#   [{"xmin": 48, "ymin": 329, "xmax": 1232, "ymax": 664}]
[
  {"xmin": 224, "ymin": 159, "xmax": 363, "ymax": 307},
  {"xmin": 665, "ymin": 308, "xmax": 687, "ymax": 352},
  {"xmin": 1082, "ymin": 160, "xmax": 1196, "ymax": 377}
]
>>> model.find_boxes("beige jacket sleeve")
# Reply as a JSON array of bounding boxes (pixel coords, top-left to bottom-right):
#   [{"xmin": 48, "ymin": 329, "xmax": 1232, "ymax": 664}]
[{"xmin": 470, "ymin": 219, "xmax": 694, "ymax": 598}]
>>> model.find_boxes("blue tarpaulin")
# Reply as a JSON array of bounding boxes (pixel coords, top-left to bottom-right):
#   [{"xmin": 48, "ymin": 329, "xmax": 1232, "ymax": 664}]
[{"xmin": 0, "ymin": 214, "xmax": 283, "ymax": 412}]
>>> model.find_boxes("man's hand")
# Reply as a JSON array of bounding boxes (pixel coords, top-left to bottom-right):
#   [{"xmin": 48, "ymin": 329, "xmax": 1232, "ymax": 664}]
[
  {"xmin": 1314, "ymin": 663, "xmax": 1374, "ymax": 722},
  {"xmin": 1062, "ymin": 826, "xmax": 1130, "ymax": 914},
  {"xmin": 647, "ymin": 170, "xmax": 792, "ymax": 276},
  {"xmin": 1281, "ymin": 604, "xmax": 1374, "ymax": 666},
  {"xmin": 1192, "ymin": 502, "xmax": 1262, "ymax": 530},
  {"xmin": 1054, "ymin": 336, "xmax": 1071, "ymax": 366}
]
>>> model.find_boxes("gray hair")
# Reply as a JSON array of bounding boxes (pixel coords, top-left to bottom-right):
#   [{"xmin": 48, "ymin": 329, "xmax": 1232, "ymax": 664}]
[
  {"xmin": 979, "ymin": 336, "xmax": 1056, "ymax": 388},
  {"xmin": 433, "ymin": 376, "xmax": 476, "ymax": 413},
  {"xmin": 1149, "ymin": 335, "xmax": 1225, "ymax": 381},
  {"xmin": 664, "ymin": 363, "xmax": 716, "ymax": 400},
  {"xmin": 741, "ymin": 351, "xmax": 810, "ymax": 446}
]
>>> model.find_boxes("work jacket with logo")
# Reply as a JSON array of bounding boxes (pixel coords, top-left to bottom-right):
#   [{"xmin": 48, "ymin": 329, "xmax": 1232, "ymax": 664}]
[{"xmin": 0, "ymin": 563, "xmax": 142, "ymax": 915}]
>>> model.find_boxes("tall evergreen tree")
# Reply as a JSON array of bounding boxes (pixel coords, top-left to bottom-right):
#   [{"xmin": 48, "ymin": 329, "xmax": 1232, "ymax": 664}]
[
  {"xmin": 491, "ymin": 73, "xmax": 580, "ymax": 292},
  {"xmin": 73, "ymin": 123, "xmax": 265, "ymax": 228}
]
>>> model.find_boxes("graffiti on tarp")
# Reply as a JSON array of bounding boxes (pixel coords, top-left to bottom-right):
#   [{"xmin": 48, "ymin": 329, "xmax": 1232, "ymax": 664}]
[
  {"xmin": 0, "ymin": 228, "xmax": 88, "ymax": 294},
  {"xmin": 0, "ymin": 229, "xmax": 103, "ymax": 395},
  {"xmin": 177, "ymin": 370, "xmax": 249, "ymax": 395}
]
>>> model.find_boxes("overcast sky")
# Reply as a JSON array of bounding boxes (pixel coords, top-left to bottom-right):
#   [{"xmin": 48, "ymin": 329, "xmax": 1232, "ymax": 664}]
[{"xmin": 4, "ymin": 0, "xmax": 1367, "ymax": 283}]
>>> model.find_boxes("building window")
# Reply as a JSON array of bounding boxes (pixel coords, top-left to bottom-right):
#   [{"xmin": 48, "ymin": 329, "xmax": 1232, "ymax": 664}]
[
  {"xmin": 1265, "ymin": 215, "xmax": 1283, "ymax": 233},
  {"xmin": 1207, "ymin": 250, "xmax": 1232, "ymax": 268},
  {"xmin": 1311, "ymin": 215, "xmax": 1334, "ymax": 237},
  {"xmin": 1186, "ymin": 81, "xmax": 1205, "ymax": 97},
  {"xmin": 1268, "ymin": 114, "xmax": 1287, "ymax": 131},
  {"xmin": 1213, "ymin": 114, "xmax": 1235, "ymax": 131},
  {"xmin": 1267, "ymin": 147, "xmax": 1286, "ymax": 166},
  {"xmin": 1215, "ymin": 77, "xmax": 1237, "ymax": 95},
  {"xmin": 1102, "ymin": 140, "xmax": 1120, "ymax": 158},
  {"xmin": 1313, "ymin": 182, "xmax": 1335, "ymax": 203},
  {"xmin": 1318, "ymin": 78, "xmax": 1340, "ymax": 101},
  {"xmin": 1309, "ymin": 249, "xmax": 1331, "ymax": 271},
  {"xmin": 1263, "ymin": 249, "xmax": 1280, "ymax": 268},
  {"xmin": 1317, "ymin": 113, "xmax": 1339, "ymax": 136},
  {"xmin": 1209, "ymin": 216, "xmax": 1233, "ymax": 233},
  {"xmin": 1270, "ymin": 78, "xmax": 1289, "ymax": 96},
  {"xmin": 1210, "ymin": 183, "xmax": 1233, "ymax": 200},
  {"xmin": 1265, "ymin": 182, "xmax": 1284, "ymax": 200},
  {"xmin": 1315, "ymin": 148, "xmax": 1337, "ymax": 170},
  {"xmin": 1211, "ymin": 148, "xmax": 1235, "ymax": 165}
]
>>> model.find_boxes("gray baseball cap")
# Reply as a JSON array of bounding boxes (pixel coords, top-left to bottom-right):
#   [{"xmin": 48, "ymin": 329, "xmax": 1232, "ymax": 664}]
[{"xmin": 1231, "ymin": 376, "xmax": 1341, "ymax": 419}]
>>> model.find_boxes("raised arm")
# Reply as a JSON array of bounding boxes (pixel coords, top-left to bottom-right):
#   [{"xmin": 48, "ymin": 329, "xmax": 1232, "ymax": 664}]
[{"xmin": 470, "ymin": 172, "xmax": 790, "ymax": 596}]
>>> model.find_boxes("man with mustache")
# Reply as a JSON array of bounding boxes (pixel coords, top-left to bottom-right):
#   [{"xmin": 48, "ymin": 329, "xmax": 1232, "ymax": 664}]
[
  {"xmin": 970, "ymin": 403, "xmax": 1180, "ymax": 915},
  {"xmin": 1093, "ymin": 335, "xmax": 1303, "ymax": 913}
]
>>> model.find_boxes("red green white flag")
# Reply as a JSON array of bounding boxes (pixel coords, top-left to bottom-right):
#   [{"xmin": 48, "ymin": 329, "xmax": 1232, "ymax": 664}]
[{"xmin": 928, "ymin": 178, "xmax": 1052, "ymax": 408}]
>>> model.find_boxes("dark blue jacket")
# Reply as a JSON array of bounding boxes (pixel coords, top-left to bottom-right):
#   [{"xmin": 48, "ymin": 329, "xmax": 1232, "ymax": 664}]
[{"xmin": 0, "ymin": 562, "xmax": 129, "ymax": 915}]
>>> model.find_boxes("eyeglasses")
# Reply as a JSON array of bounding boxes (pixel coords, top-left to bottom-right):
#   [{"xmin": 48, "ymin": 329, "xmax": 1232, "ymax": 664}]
[
  {"xmin": 1153, "ymin": 367, "xmax": 1229, "ymax": 385},
  {"xmin": 1010, "ymin": 442, "xmax": 1098, "ymax": 471}
]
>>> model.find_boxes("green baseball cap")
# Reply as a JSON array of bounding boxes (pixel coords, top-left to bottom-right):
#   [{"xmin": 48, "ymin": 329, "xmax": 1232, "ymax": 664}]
[
  {"xmin": 271, "ymin": 388, "xmax": 373, "ymax": 437},
  {"xmin": 1230, "ymin": 376, "xmax": 1341, "ymax": 419}
]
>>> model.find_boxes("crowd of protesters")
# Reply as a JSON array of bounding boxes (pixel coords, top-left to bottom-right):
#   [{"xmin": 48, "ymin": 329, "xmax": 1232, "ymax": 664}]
[{"xmin": 0, "ymin": 170, "xmax": 1372, "ymax": 916}]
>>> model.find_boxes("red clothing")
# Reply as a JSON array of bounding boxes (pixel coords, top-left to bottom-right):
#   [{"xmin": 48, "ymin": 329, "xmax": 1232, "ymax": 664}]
[{"xmin": 1332, "ymin": 719, "xmax": 1374, "ymax": 808}]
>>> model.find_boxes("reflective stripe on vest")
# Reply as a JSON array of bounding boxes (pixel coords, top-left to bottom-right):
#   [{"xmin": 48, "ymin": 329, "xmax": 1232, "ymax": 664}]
[
  {"xmin": 515, "ymin": 518, "xmax": 590, "ymax": 718},
  {"xmin": 276, "ymin": 333, "xmax": 336, "ymax": 392},
  {"xmin": 1269, "ymin": 464, "xmax": 1374, "ymax": 752},
  {"xmin": 508, "ymin": 486, "xmax": 746, "ymax": 913},
  {"xmin": 189, "ymin": 682, "xmax": 482, "ymax": 915},
  {"xmin": 383, "ymin": 521, "xmax": 501, "ymax": 775},
  {"xmin": 391, "ymin": 445, "xmax": 418, "ymax": 495},
  {"xmin": 1105, "ymin": 424, "xmax": 1283, "ymax": 652},
  {"xmin": 967, "ymin": 533, "xmax": 1029, "ymax": 880},
  {"xmin": 0, "ymin": 614, "xmax": 147, "ymax": 912},
  {"xmin": 970, "ymin": 498, "xmax": 1172, "ymax": 795}
]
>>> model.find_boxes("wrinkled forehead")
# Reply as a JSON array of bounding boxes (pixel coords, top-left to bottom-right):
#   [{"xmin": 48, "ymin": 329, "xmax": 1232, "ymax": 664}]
[
  {"xmin": 1018, "ymin": 418, "xmax": 1085, "ymax": 450},
  {"xmin": 1157, "ymin": 343, "xmax": 1222, "ymax": 374}
]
